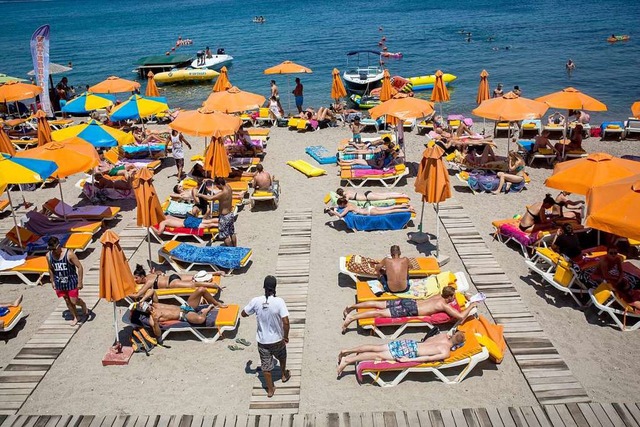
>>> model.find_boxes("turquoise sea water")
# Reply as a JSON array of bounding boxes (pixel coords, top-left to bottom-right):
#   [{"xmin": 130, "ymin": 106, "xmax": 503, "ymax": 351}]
[{"xmin": 1, "ymin": 0, "xmax": 639, "ymax": 121}]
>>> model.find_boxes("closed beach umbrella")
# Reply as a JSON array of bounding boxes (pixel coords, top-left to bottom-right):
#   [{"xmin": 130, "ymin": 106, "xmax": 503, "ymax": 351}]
[
  {"xmin": 52, "ymin": 119, "xmax": 134, "ymax": 148},
  {"xmin": 585, "ymin": 175, "xmax": 640, "ymax": 241},
  {"xmin": 545, "ymin": 153, "xmax": 640, "ymax": 196},
  {"xmin": 90, "ymin": 76, "xmax": 140, "ymax": 94},
  {"xmin": 132, "ymin": 168, "xmax": 165, "ymax": 262},
  {"xmin": 331, "ymin": 68, "xmax": 347, "ymax": 102},
  {"xmin": 204, "ymin": 137, "xmax": 231, "ymax": 178},
  {"xmin": 264, "ymin": 60, "xmax": 313, "ymax": 113},
  {"xmin": 413, "ymin": 145, "xmax": 451, "ymax": 255},
  {"xmin": 476, "ymin": 70, "xmax": 490, "ymax": 105},
  {"xmin": 145, "ymin": 71, "xmax": 160, "ymax": 97},
  {"xmin": 430, "ymin": 70, "xmax": 450, "ymax": 116},
  {"xmin": 109, "ymin": 95, "xmax": 169, "ymax": 122},
  {"xmin": 0, "ymin": 126, "xmax": 16, "ymax": 156},
  {"xmin": 0, "ymin": 74, "xmax": 26, "ymax": 84},
  {"xmin": 0, "ymin": 81, "xmax": 42, "ymax": 102},
  {"xmin": 369, "ymin": 97, "xmax": 434, "ymax": 121},
  {"xmin": 35, "ymin": 110, "xmax": 52, "ymax": 146},
  {"xmin": 62, "ymin": 92, "xmax": 116, "ymax": 114},
  {"xmin": 99, "ymin": 230, "xmax": 136, "ymax": 347},
  {"xmin": 213, "ymin": 66, "xmax": 232, "ymax": 93},
  {"xmin": 380, "ymin": 69, "xmax": 397, "ymax": 102},
  {"xmin": 631, "ymin": 101, "xmax": 640, "ymax": 118},
  {"xmin": 203, "ymin": 86, "xmax": 265, "ymax": 113},
  {"xmin": 169, "ymin": 108, "xmax": 242, "ymax": 138}
]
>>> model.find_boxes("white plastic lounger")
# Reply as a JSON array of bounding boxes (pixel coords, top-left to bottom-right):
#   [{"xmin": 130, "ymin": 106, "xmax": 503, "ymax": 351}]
[
  {"xmin": 0, "ymin": 306, "xmax": 25, "ymax": 333},
  {"xmin": 624, "ymin": 118, "xmax": 640, "ymax": 138},
  {"xmin": 520, "ymin": 119, "xmax": 541, "ymax": 136},
  {"xmin": 158, "ymin": 241, "xmax": 253, "ymax": 275},
  {"xmin": 249, "ymin": 181, "xmax": 280, "ymax": 209},
  {"xmin": 589, "ymin": 283, "xmax": 640, "ymax": 331},
  {"xmin": 341, "ymin": 167, "xmax": 409, "ymax": 188}
]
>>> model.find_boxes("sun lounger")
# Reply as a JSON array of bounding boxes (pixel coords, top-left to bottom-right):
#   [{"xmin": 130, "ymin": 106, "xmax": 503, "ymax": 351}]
[
  {"xmin": 494, "ymin": 121, "xmax": 519, "ymax": 138},
  {"xmin": 564, "ymin": 149, "xmax": 588, "ymax": 160},
  {"xmin": 158, "ymin": 240, "xmax": 252, "ymax": 274},
  {"xmin": 340, "ymin": 164, "xmax": 408, "ymax": 188},
  {"xmin": 120, "ymin": 143, "xmax": 166, "ymax": 159},
  {"xmin": 624, "ymin": 118, "xmax": 640, "ymax": 138},
  {"xmin": 600, "ymin": 122, "xmax": 625, "ymax": 140},
  {"xmin": 333, "ymin": 210, "xmax": 413, "ymax": 232},
  {"xmin": 520, "ymin": 120, "xmax": 541, "ymax": 137},
  {"xmin": 248, "ymin": 128, "xmax": 270, "ymax": 138},
  {"xmin": 250, "ymin": 181, "xmax": 280, "ymax": 209},
  {"xmin": 568, "ymin": 122, "xmax": 591, "ymax": 139},
  {"xmin": 492, "ymin": 219, "xmax": 558, "ymax": 258},
  {"xmin": 0, "ymin": 306, "xmax": 25, "ymax": 333},
  {"xmin": 126, "ymin": 276, "xmax": 222, "ymax": 305},
  {"xmin": 447, "ymin": 115, "xmax": 464, "ymax": 132},
  {"xmin": 24, "ymin": 211, "xmax": 102, "ymax": 236},
  {"xmin": 416, "ymin": 120, "xmax": 434, "ymax": 135},
  {"xmin": 10, "ymin": 137, "xmax": 38, "ymax": 151},
  {"xmin": 403, "ymin": 119, "xmax": 416, "ymax": 131},
  {"xmin": 0, "ymin": 253, "xmax": 49, "ymax": 286},
  {"xmin": 0, "ymin": 199, "xmax": 9, "ymax": 213},
  {"xmin": 287, "ymin": 117, "xmax": 316, "ymax": 132},
  {"xmin": 339, "ymin": 255, "xmax": 440, "ymax": 284},
  {"xmin": 254, "ymin": 108, "xmax": 275, "ymax": 127},
  {"xmin": 526, "ymin": 255, "xmax": 590, "ymax": 306},
  {"xmin": 76, "ymin": 175, "xmax": 136, "ymax": 200},
  {"xmin": 589, "ymin": 283, "xmax": 640, "ymax": 331},
  {"xmin": 1, "ymin": 226, "xmax": 93, "ymax": 255},
  {"xmin": 150, "ymin": 224, "xmax": 218, "ymax": 245},
  {"xmin": 360, "ymin": 118, "xmax": 380, "ymax": 133},
  {"xmin": 355, "ymin": 332, "xmax": 489, "ymax": 386},
  {"xmin": 543, "ymin": 123, "xmax": 565, "ymax": 138},
  {"xmin": 126, "ymin": 304, "xmax": 240, "ymax": 343},
  {"xmin": 42, "ymin": 198, "xmax": 120, "ymax": 221},
  {"xmin": 104, "ymin": 148, "xmax": 161, "ymax": 171},
  {"xmin": 354, "ymin": 272, "xmax": 470, "ymax": 302}
]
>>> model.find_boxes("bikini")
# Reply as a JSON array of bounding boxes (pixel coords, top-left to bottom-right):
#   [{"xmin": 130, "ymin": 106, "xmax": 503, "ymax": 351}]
[
  {"xmin": 152, "ymin": 273, "xmax": 182, "ymax": 289},
  {"xmin": 519, "ymin": 207, "xmax": 540, "ymax": 232}
]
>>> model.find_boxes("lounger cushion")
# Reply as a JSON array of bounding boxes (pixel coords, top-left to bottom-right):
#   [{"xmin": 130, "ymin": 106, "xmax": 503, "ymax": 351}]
[
  {"xmin": 153, "ymin": 224, "xmax": 217, "ymax": 236},
  {"xmin": 11, "ymin": 256, "xmax": 48, "ymax": 273},
  {"xmin": 498, "ymin": 223, "xmax": 539, "ymax": 247},
  {"xmin": 0, "ymin": 306, "xmax": 22, "ymax": 328},
  {"xmin": 342, "ymin": 211, "xmax": 411, "ymax": 232},
  {"xmin": 25, "ymin": 211, "xmax": 101, "ymax": 235},
  {"xmin": 253, "ymin": 191, "xmax": 274, "ymax": 198},
  {"xmin": 168, "ymin": 242, "xmax": 251, "ymax": 269}
]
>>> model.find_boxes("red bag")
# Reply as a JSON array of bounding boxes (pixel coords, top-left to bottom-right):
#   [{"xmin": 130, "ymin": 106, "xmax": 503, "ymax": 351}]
[{"xmin": 590, "ymin": 127, "xmax": 602, "ymax": 137}]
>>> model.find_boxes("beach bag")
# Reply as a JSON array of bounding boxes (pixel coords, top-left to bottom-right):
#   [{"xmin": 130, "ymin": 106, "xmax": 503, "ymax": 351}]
[
  {"xmin": 276, "ymin": 118, "xmax": 289, "ymax": 127},
  {"xmin": 590, "ymin": 127, "xmax": 601, "ymax": 138}
]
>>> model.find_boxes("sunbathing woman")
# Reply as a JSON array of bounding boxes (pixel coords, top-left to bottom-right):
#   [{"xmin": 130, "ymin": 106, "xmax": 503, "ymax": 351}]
[
  {"xmin": 518, "ymin": 194, "xmax": 557, "ymax": 232},
  {"xmin": 552, "ymin": 191, "xmax": 584, "ymax": 222},
  {"xmin": 491, "ymin": 151, "xmax": 526, "ymax": 194},
  {"xmin": 548, "ymin": 111, "xmax": 565, "ymax": 126},
  {"xmin": 455, "ymin": 118, "xmax": 474, "ymax": 138},
  {"xmin": 339, "ymin": 147, "xmax": 398, "ymax": 169},
  {"xmin": 335, "ymin": 188, "xmax": 409, "ymax": 201},
  {"xmin": 337, "ymin": 331, "xmax": 466, "ymax": 377},
  {"xmin": 156, "ymin": 213, "xmax": 219, "ymax": 234},
  {"xmin": 131, "ymin": 264, "xmax": 223, "ymax": 298},
  {"xmin": 132, "ymin": 127, "xmax": 168, "ymax": 145},
  {"xmin": 326, "ymin": 198, "xmax": 414, "ymax": 218}
]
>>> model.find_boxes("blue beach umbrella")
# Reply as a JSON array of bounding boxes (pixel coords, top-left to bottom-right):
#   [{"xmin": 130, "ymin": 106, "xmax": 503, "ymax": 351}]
[
  {"xmin": 51, "ymin": 119, "xmax": 134, "ymax": 148},
  {"xmin": 109, "ymin": 95, "xmax": 169, "ymax": 121},
  {"xmin": 62, "ymin": 92, "xmax": 116, "ymax": 115}
]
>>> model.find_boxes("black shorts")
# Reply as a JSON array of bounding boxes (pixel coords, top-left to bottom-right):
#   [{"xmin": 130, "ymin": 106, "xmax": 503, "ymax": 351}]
[
  {"xmin": 175, "ymin": 158, "xmax": 184, "ymax": 168},
  {"xmin": 387, "ymin": 299, "xmax": 418, "ymax": 317},
  {"xmin": 258, "ymin": 340, "xmax": 287, "ymax": 372}
]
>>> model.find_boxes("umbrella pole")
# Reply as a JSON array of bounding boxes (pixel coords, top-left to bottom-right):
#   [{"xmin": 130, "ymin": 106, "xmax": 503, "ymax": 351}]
[
  {"xmin": 287, "ymin": 75, "xmax": 291, "ymax": 116},
  {"xmin": 435, "ymin": 203, "xmax": 440, "ymax": 258},
  {"xmin": 113, "ymin": 301, "xmax": 121, "ymax": 346},
  {"xmin": 6, "ymin": 190, "xmax": 22, "ymax": 248},
  {"xmin": 58, "ymin": 181, "xmax": 67, "ymax": 221},
  {"xmin": 418, "ymin": 200, "xmax": 425, "ymax": 233},
  {"xmin": 147, "ymin": 228, "xmax": 152, "ymax": 267}
]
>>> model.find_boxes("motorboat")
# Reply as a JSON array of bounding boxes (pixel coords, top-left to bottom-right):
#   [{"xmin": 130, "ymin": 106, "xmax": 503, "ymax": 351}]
[
  {"xmin": 342, "ymin": 50, "xmax": 384, "ymax": 94},
  {"xmin": 154, "ymin": 68, "xmax": 219, "ymax": 84},
  {"xmin": 134, "ymin": 54, "xmax": 193, "ymax": 78},
  {"xmin": 191, "ymin": 50, "xmax": 234, "ymax": 70}
]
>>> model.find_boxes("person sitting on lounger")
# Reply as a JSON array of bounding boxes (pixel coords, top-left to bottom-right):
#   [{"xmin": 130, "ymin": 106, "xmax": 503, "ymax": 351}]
[
  {"xmin": 551, "ymin": 223, "xmax": 583, "ymax": 263},
  {"xmin": 156, "ymin": 213, "xmax": 219, "ymax": 234},
  {"xmin": 341, "ymin": 286, "xmax": 477, "ymax": 333},
  {"xmin": 335, "ymin": 188, "xmax": 409, "ymax": 201},
  {"xmin": 336, "ymin": 330, "xmax": 467, "ymax": 376},
  {"xmin": 236, "ymin": 126, "xmax": 258, "ymax": 157},
  {"xmin": 592, "ymin": 246, "xmax": 627, "ymax": 288},
  {"xmin": 491, "ymin": 151, "xmax": 526, "ymax": 194},
  {"xmin": 552, "ymin": 191, "xmax": 584, "ymax": 222},
  {"xmin": 532, "ymin": 130, "xmax": 556, "ymax": 154},
  {"xmin": 554, "ymin": 125, "xmax": 583, "ymax": 159},
  {"xmin": 518, "ymin": 194, "xmax": 557, "ymax": 233},
  {"xmin": 251, "ymin": 164, "xmax": 273, "ymax": 191},
  {"xmin": 347, "ymin": 135, "xmax": 393, "ymax": 152},
  {"xmin": 132, "ymin": 287, "xmax": 227, "ymax": 338},
  {"xmin": 93, "ymin": 173, "xmax": 133, "ymax": 191},
  {"xmin": 456, "ymin": 118, "xmax": 474, "ymax": 138},
  {"xmin": 548, "ymin": 112, "xmax": 565, "ymax": 126},
  {"xmin": 375, "ymin": 245, "xmax": 411, "ymax": 293},
  {"xmin": 325, "ymin": 198, "xmax": 415, "ymax": 219},
  {"xmin": 131, "ymin": 265, "xmax": 224, "ymax": 298},
  {"xmin": 0, "ymin": 295, "xmax": 23, "ymax": 329}
]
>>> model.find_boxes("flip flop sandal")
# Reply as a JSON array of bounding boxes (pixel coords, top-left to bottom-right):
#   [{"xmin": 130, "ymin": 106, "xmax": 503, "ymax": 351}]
[
  {"xmin": 133, "ymin": 330, "xmax": 153, "ymax": 353},
  {"xmin": 130, "ymin": 337, "xmax": 140, "ymax": 353},
  {"xmin": 236, "ymin": 338, "xmax": 251, "ymax": 347},
  {"xmin": 138, "ymin": 328, "xmax": 158, "ymax": 346},
  {"xmin": 228, "ymin": 345, "xmax": 244, "ymax": 351}
]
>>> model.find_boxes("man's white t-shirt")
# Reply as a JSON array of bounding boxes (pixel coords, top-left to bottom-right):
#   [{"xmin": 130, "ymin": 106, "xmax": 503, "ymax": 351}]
[
  {"xmin": 171, "ymin": 134, "xmax": 184, "ymax": 160},
  {"xmin": 243, "ymin": 296, "xmax": 289, "ymax": 344}
]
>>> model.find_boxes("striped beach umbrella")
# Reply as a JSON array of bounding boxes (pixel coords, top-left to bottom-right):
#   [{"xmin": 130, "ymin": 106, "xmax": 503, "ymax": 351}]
[
  {"xmin": 51, "ymin": 119, "xmax": 134, "ymax": 148},
  {"xmin": 109, "ymin": 95, "xmax": 169, "ymax": 121},
  {"xmin": 62, "ymin": 92, "xmax": 116, "ymax": 114}
]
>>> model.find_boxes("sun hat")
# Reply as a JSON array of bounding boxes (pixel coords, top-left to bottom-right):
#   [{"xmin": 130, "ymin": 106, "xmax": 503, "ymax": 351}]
[{"xmin": 194, "ymin": 271, "xmax": 213, "ymax": 283}]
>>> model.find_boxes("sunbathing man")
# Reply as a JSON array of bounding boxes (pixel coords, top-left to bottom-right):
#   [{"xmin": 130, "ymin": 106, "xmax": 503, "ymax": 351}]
[
  {"xmin": 0, "ymin": 295, "xmax": 23, "ymax": 329},
  {"xmin": 532, "ymin": 130, "xmax": 556, "ymax": 154},
  {"xmin": 251, "ymin": 164, "xmax": 273, "ymax": 191},
  {"xmin": 335, "ymin": 187, "xmax": 409, "ymax": 202},
  {"xmin": 132, "ymin": 287, "xmax": 227, "ymax": 338},
  {"xmin": 156, "ymin": 213, "xmax": 218, "ymax": 234},
  {"xmin": 326, "ymin": 198, "xmax": 415, "ymax": 219},
  {"xmin": 197, "ymin": 177, "xmax": 237, "ymax": 247},
  {"xmin": 337, "ymin": 331, "xmax": 466, "ymax": 376},
  {"xmin": 339, "ymin": 147, "xmax": 398, "ymax": 169},
  {"xmin": 341, "ymin": 286, "xmax": 477, "ymax": 333},
  {"xmin": 376, "ymin": 245, "xmax": 410, "ymax": 293},
  {"xmin": 171, "ymin": 184, "xmax": 196, "ymax": 202},
  {"xmin": 131, "ymin": 264, "xmax": 224, "ymax": 298},
  {"xmin": 93, "ymin": 173, "xmax": 133, "ymax": 191}
]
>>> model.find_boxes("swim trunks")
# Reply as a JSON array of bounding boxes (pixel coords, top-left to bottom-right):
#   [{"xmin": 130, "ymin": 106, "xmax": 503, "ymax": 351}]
[
  {"xmin": 183, "ymin": 214, "xmax": 203, "ymax": 229},
  {"xmin": 295, "ymin": 96, "xmax": 303, "ymax": 108},
  {"xmin": 218, "ymin": 212, "xmax": 236, "ymax": 239},
  {"xmin": 258, "ymin": 340, "xmax": 287, "ymax": 372},
  {"xmin": 108, "ymin": 165, "xmax": 125, "ymax": 176},
  {"xmin": 387, "ymin": 299, "xmax": 418, "ymax": 317},
  {"xmin": 379, "ymin": 275, "xmax": 411, "ymax": 294},
  {"xmin": 388, "ymin": 339, "xmax": 418, "ymax": 359}
]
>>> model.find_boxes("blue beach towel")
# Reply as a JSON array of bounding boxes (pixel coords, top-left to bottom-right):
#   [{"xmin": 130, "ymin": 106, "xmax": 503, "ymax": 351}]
[
  {"xmin": 26, "ymin": 233, "xmax": 70, "ymax": 252},
  {"xmin": 170, "ymin": 243, "xmax": 251, "ymax": 269},
  {"xmin": 341, "ymin": 211, "xmax": 411, "ymax": 231},
  {"xmin": 121, "ymin": 144, "xmax": 165, "ymax": 158},
  {"xmin": 305, "ymin": 145, "xmax": 337, "ymax": 165}
]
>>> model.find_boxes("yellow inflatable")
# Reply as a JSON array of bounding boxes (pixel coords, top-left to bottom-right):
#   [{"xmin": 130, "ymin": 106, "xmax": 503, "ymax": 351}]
[
  {"xmin": 287, "ymin": 160, "xmax": 326, "ymax": 177},
  {"xmin": 154, "ymin": 69, "xmax": 219, "ymax": 84}
]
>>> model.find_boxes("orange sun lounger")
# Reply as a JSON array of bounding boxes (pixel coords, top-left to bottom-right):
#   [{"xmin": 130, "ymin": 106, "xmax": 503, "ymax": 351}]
[
  {"xmin": 0, "ymin": 306, "xmax": 25, "ymax": 332},
  {"xmin": 0, "ymin": 255, "xmax": 49, "ymax": 286},
  {"xmin": 2, "ymin": 226, "xmax": 93, "ymax": 255}
]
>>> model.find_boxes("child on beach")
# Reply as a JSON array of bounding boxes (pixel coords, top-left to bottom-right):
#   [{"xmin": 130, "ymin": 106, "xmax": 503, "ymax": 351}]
[{"xmin": 350, "ymin": 117, "xmax": 363, "ymax": 144}]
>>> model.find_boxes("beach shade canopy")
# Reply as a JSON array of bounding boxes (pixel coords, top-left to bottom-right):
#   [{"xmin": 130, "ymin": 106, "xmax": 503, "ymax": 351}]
[
  {"xmin": 0, "ymin": 81, "xmax": 42, "ymax": 102},
  {"xmin": 34, "ymin": 110, "xmax": 52, "ymax": 147},
  {"xmin": 535, "ymin": 87, "xmax": 607, "ymax": 112},
  {"xmin": 109, "ymin": 95, "xmax": 169, "ymax": 121},
  {"xmin": 476, "ymin": 70, "xmax": 490, "ymax": 105},
  {"xmin": 544, "ymin": 153, "xmax": 640, "ymax": 196},
  {"xmin": 0, "ymin": 127, "xmax": 16, "ymax": 156},
  {"xmin": 89, "ymin": 76, "xmax": 141, "ymax": 94},
  {"xmin": 145, "ymin": 71, "xmax": 160, "ymax": 97},
  {"xmin": 369, "ymin": 97, "xmax": 434, "ymax": 121},
  {"xmin": 132, "ymin": 168, "xmax": 165, "ymax": 228},
  {"xmin": 380, "ymin": 69, "xmax": 397, "ymax": 102},
  {"xmin": 331, "ymin": 68, "xmax": 347, "ymax": 101},
  {"xmin": 631, "ymin": 101, "xmax": 640, "ymax": 118},
  {"xmin": 51, "ymin": 119, "xmax": 134, "ymax": 148},
  {"xmin": 0, "ymin": 74, "xmax": 26, "ymax": 84},
  {"xmin": 472, "ymin": 91, "xmax": 549, "ymax": 122},
  {"xmin": 204, "ymin": 137, "xmax": 231, "ymax": 178},
  {"xmin": 28, "ymin": 62, "xmax": 72, "ymax": 76},
  {"xmin": 213, "ymin": 66, "xmax": 232, "ymax": 93},
  {"xmin": 62, "ymin": 92, "xmax": 116, "ymax": 114},
  {"xmin": 586, "ymin": 175, "xmax": 640, "ymax": 241},
  {"xmin": 203, "ymin": 86, "xmax": 265, "ymax": 113},
  {"xmin": 264, "ymin": 60, "xmax": 313, "ymax": 75},
  {"xmin": 430, "ymin": 70, "xmax": 450, "ymax": 103},
  {"xmin": 0, "ymin": 153, "xmax": 57, "ymax": 185},
  {"xmin": 16, "ymin": 137, "xmax": 99, "ymax": 179},
  {"xmin": 169, "ymin": 108, "xmax": 242, "ymax": 138},
  {"xmin": 99, "ymin": 230, "xmax": 136, "ymax": 302}
]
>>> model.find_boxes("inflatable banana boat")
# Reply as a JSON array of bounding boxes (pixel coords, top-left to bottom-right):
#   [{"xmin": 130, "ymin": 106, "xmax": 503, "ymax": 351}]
[
  {"xmin": 409, "ymin": 73, "xmax": 457, "ymax": 91},
  {"xmin": 154, "ymin": 68, "xmax": 219, "ymax": 84}
]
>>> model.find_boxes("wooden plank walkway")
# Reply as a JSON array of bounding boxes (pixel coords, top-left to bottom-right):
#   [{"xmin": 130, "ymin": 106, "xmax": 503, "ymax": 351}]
[
  {"xmin": 1, "ymin": 402, "xmax": 639, "ymax": 426},
  {"xmin": 248, "ymin": 209, "xmax": 312, "ymax": 416},
  {"xmin": 0, "ymin": 223, "xmax": 147, "ymax": 415},
  {"xmin": 438, "ymin": 202, "xmax": 591, "ymax": 406}
]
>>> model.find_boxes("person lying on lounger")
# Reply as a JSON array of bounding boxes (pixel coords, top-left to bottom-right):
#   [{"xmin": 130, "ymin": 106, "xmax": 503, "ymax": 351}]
[
  {"xmin": 95, "ymin": 155, "xmax": 137, "ymax": 178},
  {"xmin": 130, "ymin": 264, "xmax": 224, "ymax": 298},
  {"xmin": 338, "ymin": 146, "xmax": 398, "ymax": 169},
  {"xmin": 0, "ymin": 295, "xmax": 23, "ymax": 329},
  {"xmin": 156, "ymin": 213, "xmax": 219, "ymax": 234},
  {"xmin": 93, "ymin": 173, "xmax": 133, "ymax": 191},
  {"xmin": 552, "ymin": 191, "xmax": 584, "ymax": 222},
  {"xmin": 336, "ymin": 331, "xmax": 466, "ymax": 376},
  {"xmin": 325, "ymin": 198, "xmax": 415, "ymax": 219},
  {"xmin": 341, "ymin": 286, "xmax": 477, "ymax": 333},
  {"xmin": 132, "ymin": 287, "xmax": 227, "ymax": 338},
  {"xmin": 132, "ymin": 127, "xmax": 169, "ymax": 145},
  {"xmin": 171, "ymin": 184, "xmax": 196, "ymax": 202},
  {"xmin": 335, "ymin": 188, "xmax": 409, "ymax": 202}
]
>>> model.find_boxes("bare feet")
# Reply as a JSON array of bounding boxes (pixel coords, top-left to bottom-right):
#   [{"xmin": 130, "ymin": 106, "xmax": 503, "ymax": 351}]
[
  {"xmin": 337, "ymin": 356, "xmax": 348, "ymax": 378},
  {"xmin": 342, "ymin": 306, "xmax": 350, "ymax": 320},
  {"xmin": 341, "ymin": 315, "xmax": 352, "ymax": 334},
  {"xmin": 70, "ymin": 318, "xmax": 78, "ymax": 326},
  {"xmin": 13, "ymin": 294, "xmax": 23, "ymax": 307}
]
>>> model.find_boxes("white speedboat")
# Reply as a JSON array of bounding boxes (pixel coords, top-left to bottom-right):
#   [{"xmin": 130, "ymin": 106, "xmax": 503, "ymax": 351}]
[
  {"xmin": 191, "ymin": 53, "xmax": 234, "ymax": 70},
  {"xmin": 342, "ymin": 50, "xmax": 384, "ymax": 94}
]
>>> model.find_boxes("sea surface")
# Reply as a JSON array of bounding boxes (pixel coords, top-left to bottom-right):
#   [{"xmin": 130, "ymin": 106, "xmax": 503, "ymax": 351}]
[{"xmin": 1, "ymin": 0, "xmax": 639, "ymax": 121}]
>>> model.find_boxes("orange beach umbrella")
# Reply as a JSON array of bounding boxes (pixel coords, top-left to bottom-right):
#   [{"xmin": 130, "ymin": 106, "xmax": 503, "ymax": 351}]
[
  {"xmin": 204, "ymin": 137, "xmax": 231, "ymax": 178},
  {"xmin": 369, "ymin": 97, "xmax": 434, "ymax": 121},
  {"xmin": 169, "ymin": 108, "xmax": 242, "ymax": 138},
  {"xmin": 631, "ymin": 101, "xmax": 640, "ymax": 118},
  {"xmin": 0, "ymin": 126, "xmax": 16, "ymax": 156},
  {"xmin": 430, "ymin": 70, "xmax": 450, "ymax": 103},
  {"xmin": 213, "ymin": 66, "xmax": 232, "ymax": 93},
  {"xmin": 203, "ymin": 86, "xmax": 265, "ymax": 113},
  {"xmin": 536, "ymin": 87, "xmax": 607, "ymax": 112},
  {"xmin": 35, "ymin": 110, "xmax": 52, "ymax": 146},
  {"xmin": 0, "ymin": 81, "xmax": 42, "ymax": 102},
  {"xmin": 379, "ymin": 69, "xmax": 397, "ymax": 102},
  {"xmin": 545, "ymin": 153, "xmax": 640, "ymax": 195},
  {"xmin": 476, "ymin": 70, "xmax": 490, "ymax": 105},
  {"xmin": 331, "ymin": 68, "xmax": 347, "ymax": 102},
  {"xmin": 90, "ymin": 76, "xmax": 140, "ymax": 94},
  {"xmin": 264, "ymin": 60, "xmax": 312, "ymax": 75},
  {"xmin": 586, "ymin": 175, "xmax": 640, "ymax": 241},
  {"xmin": 472, "ymin": 92, "xmax": 548, "ymax": 122},
  {"xmin": 145, "ymin": 71, "xmax": 160, "ymax": 97},
  {"xmin": 132, "ymin": 168, "xmax": 165, "ymax": 262}
]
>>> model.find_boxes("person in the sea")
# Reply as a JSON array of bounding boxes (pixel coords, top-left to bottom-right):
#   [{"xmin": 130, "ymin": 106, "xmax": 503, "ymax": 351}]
[
  {"xmin": 513, "ymin": 85, "xmax": 522, "ymax": 96},
  {"xmin": 517, "ymin": 194, "xmax": 557, "ymax": 233},
  {"xmin": 375, "ymin": 245, "xmax": 410, "ymax": 293},
  {"xmin": 335, "ymin": 187, "xmax": 409, "ymax": 202},
  {"xmin": 131, "ymin": 265, "xmax": 224, "ymax": 298},
  {"xmin": 341, "ymin": 286, "xmax": 477, "ymax": 333},
  {"xmin": 325, "ymin": 198, "xmax": 415, "ymax": 218},
  {"xmin": 491, "ymin": 151, "xmax": 526, "ymax": 195},
  {"xmin": 566, "ymin": 59, "xmax": 576, "ymax": 73},
  {"xmin": 292, "ymin": 77, "xmax": 304, "ymax": 113},
  {"xmin": 337, "ymin": 331, "xmax": 467, "ymax": 376}
]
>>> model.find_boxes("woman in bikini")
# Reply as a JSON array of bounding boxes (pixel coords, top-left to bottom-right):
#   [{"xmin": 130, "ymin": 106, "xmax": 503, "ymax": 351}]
[
  {"xmin": 491, "ymin": 151, "xmax": 526, "ymax": 194},
  {"xmin": 518, "ymin": 194, "xmax": 557, "ymax": 232},
  {"xmin": 325, "ymin": 197, "xmax": 415, "ymax": 217},
  {"xmin": 131, "ymin": 265, "xmax": 224, "ymax": 298},
  {"xmin": 335, "ymin": 188, "xmax": 409, "ymax": 201},
  {"xmin": 552, "ymin": 191, "xmax": 585, "ymax": 222}
]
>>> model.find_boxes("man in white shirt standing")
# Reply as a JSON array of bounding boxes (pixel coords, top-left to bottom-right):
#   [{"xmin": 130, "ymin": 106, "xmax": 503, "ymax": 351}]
[{"xmin": 241, "ymin": 276, "xmax": 290, "ymax": 398}]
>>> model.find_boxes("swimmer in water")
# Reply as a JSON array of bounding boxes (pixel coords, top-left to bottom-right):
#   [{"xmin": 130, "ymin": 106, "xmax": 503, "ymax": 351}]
[{"xmin": 566, "ymin": 59, "xmax": 576, "ymax": 72}]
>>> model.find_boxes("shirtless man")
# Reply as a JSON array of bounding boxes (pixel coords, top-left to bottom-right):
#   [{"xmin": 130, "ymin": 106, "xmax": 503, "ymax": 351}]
[
  {"xmin": 335, "ymin": 188, "xmax": 409, "ymax": 202},
  {"xmin": 251, "ymin": 164, "xmax": 273, "ymax": 191},
  {"xmin": 133, "ymin": 287, "xmax": 227, "ymax": 338},
  {"xmin": 376, "ymin": 245, "xmax": 410, "ymax": 293},
  {"xmin": 325, "ymin": 198, "xmax": 415, "ymax": 219},
  {"xmin": 341, "ymin": 286, "xmax": 477, "ymax": 333},
  {"xmin": 337, "ymin": 331, "xmax": 466, "ymax": 376},
  {"xmin": 197, "ymin": 177, "xmax": 236, "ymax": 246}
]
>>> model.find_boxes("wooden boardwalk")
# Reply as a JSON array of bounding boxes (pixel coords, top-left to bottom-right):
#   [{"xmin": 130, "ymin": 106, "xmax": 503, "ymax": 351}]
[
  {"xmin": 248, "ymin": 210, "xmax": 312, "ymax": 415},
  {"xmin": 0, "ymin": 223, "xmax": 148, "ymax": 415},
  {"xmin": 438, "ymin": 202, "xmax": 590, "ymax": 406},
  {"xmin": 1, "ymin": 401, "xmax": 640, "ymax": 427}
]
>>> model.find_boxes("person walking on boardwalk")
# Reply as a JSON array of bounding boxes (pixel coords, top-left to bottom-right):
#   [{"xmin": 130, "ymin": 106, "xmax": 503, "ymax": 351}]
[
  {"xmin": 47, "ymin": 236, "xmax": 88, "ymax": 326},
  {"xmin": 241, "ymin": 276, "xmax": 291, "ymax": 398}
]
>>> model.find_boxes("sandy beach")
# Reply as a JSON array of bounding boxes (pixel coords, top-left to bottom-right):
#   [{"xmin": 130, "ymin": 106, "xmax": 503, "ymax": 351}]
[{"xmin": 1, "ymin": 121, "xmax": 639, "ymax": 416}]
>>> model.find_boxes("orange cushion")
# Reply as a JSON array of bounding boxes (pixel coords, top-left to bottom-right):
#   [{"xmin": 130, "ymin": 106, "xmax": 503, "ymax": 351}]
[
  {"xmin": 1, "ymin": 306, "xmax": 22, "ymax": 327},
  {"xmin": 215, "ymin": 304, "xmax": 239, "ymax": 327}
]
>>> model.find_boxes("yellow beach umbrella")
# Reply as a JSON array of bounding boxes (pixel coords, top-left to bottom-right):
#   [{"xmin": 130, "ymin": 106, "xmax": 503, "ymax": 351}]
[
  {"xmin": 109, "ymin": 95, "xmax": 169, "ymax": 121},
  {"xmin": 213, "ymin": 66, "xmax": 232, "ymax": 92},
  {"xmin": 51, "ymin": 119, "xmax": 134, "ymax": 147},
  {"xmin": 331, "ymin": 68, "xmax": 347, "ymax": 102}
]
